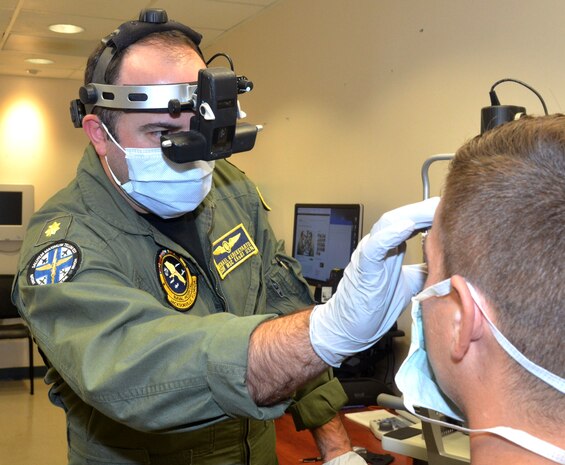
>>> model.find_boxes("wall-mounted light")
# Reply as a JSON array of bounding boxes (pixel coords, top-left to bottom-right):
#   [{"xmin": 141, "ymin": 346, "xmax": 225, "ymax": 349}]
[
  {"xmin": 25, "ymin": 58, "xmax": 54, "ymax": 65},
  {"xmin": 0, "ymin": 99, "xmax": 45, "ymax": 159},
  {"xmin": 48, "ymin": 24, "xmax": 84, "ymax": 34}
]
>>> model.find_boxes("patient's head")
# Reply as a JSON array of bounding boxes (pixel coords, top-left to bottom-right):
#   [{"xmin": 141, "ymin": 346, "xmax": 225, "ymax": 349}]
[{"xmin": 435, "ymin": 114, "xmax": 565, "ymax": 411}]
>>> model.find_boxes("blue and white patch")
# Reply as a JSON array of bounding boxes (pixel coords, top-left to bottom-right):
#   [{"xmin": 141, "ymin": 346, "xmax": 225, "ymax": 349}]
[{"xmin": 27, "ymin": 241, "xmax": 81, "ymax": 286}]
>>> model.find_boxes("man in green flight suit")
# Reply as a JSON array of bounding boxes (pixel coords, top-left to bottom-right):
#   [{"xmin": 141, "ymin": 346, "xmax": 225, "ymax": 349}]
[{"xmin": 12, "ymin": 9, "xmax": 438, "ymax": 465}]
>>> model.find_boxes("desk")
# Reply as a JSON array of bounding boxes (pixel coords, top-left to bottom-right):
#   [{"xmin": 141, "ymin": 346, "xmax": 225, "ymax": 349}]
[
  {"xmin": 344, "ymin": 408, "xmax": 469, "ymax": 464},
  {"xmin": 275, "ymin": 409, "xmax": 412, "ymax": 465},
  {"xmin": 381, "ymin": 427, "xmax": 469, "ymax": 463}
]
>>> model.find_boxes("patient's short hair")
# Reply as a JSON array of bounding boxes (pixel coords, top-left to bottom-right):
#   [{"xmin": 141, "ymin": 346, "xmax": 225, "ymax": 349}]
[{"xmin": 438, "ymin": 115, "xmax": 564, "ymax": 407}]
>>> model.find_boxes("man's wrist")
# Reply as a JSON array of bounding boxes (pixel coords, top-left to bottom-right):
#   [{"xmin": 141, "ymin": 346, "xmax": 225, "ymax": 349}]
[{"xmin": 310, "ymin": 415, "xmax": 352, "ymax": 462}]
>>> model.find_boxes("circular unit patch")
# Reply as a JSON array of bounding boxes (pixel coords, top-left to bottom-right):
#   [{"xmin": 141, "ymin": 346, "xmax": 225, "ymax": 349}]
[
  {"xmin": 156, "ymin": 249, "xmax": 197, "ymax": 311},
  {"xmin": 28, "ymin": 241, "xmax": 81, "ymax": 286}
]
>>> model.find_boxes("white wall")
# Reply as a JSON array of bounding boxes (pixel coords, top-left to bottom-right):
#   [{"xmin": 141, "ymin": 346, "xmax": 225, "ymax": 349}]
[
  {"xmin": 204, "ymin": 0, "xmax": 565, "ymax": 356},
  {"xmin": 0, "ymin": 75, "xmax": 88, "ymax": 274},
  {"xmin": 0, "ymin": 75, "xmax": 86, "ymax": 368},
  {"xmin": 2, "ymin": 0, "xmax": 565, "ymax": 367}
]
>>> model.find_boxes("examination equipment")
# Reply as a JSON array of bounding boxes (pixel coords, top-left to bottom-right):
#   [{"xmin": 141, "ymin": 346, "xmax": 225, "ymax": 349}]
[
  {"xmin": 423, "ymin": 79, "xmax": 549, "ymax": 198},
  {"xmin": 480, "ymin": 78, "xmax": 548, "ymax": 134},
  {"xmin": 69, "ymin": 9, "xmax": 260, "ymax": 163}
]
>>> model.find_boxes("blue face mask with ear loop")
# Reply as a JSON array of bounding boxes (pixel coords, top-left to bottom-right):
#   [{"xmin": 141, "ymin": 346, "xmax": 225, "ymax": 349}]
[
  {"xmin": 395, "ymin": 278, "xmax": 565, "ymax": 464},
  {"xmin": 100, "ymin": 123, "xmax": 215, "ymax": 219}
]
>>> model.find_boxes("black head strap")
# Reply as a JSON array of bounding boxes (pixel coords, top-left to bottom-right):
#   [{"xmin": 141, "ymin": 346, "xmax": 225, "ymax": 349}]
[{"xmin": 92, "ymin": 9, "xmax": 203, "ymax": 84}]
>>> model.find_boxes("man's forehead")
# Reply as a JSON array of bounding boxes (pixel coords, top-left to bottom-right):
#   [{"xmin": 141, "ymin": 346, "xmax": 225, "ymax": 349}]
[{"xmin": 118, "ymin": 43, "xmax": 205, "ymax": 85}]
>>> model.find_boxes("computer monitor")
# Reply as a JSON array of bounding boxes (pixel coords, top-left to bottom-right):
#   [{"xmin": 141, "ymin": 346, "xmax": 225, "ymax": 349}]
[
  {"xmin": 292, "ymin": 203, "xmax": 363, "ymax": 288},
  {"xmin": 0, "ymin": 184, "xmax": 34, "ymax": 242}
]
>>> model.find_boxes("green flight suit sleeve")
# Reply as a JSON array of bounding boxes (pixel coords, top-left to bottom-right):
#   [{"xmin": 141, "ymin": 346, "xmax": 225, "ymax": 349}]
[
  {"xmin": 287, "ymin": 370, "xmax": 349, "ymax": 431},
  {"xmin": 14, "ymin": 229, "xmax": 290, "ymax": 434},
  {"xmin": 248, "ymin": 185, "xmax": 348, "ymax": 431}
]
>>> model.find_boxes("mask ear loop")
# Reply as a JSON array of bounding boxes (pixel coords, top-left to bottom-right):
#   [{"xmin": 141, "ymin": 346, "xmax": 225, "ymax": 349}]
[
  {"xmin": 414, "ymin": 277, "xmax": 452, "ymax": 302},
  {"xmin": 98, "ymin": 122, "xmax": 149, "ymax": 215},
  {"xmin": 403, "ymin": 279, "xmax": 565, "ymax": 463},
  {"xmin": 99, "ymin": 122, "xmax": 127, "ymax": 187},
  {"xmin": 407, "ymin": 407, "xmax": 565, "ymax": 463},
  {"xmin": 466, "ymin": 283, "xmax": 565, "ymax": 393},
  {"xmin": 100, "ymin": 122, "xmax": 127, "ymax": 154}
]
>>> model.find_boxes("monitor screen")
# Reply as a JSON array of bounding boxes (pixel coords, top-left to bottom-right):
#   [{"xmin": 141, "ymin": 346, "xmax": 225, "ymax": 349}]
[
  {"xmin": 0, "ymin": 192, "xmax": 23, "ymax": 225},
  {"xmin": 0, "ymin": 185, "xmax": 34, "ymax": 242},
  {"xmin": 292, "ymin": 203, "xmax": 363, "ymax": 287}
]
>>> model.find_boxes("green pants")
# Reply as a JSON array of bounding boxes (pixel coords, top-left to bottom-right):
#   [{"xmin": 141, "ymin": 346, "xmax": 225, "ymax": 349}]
[{"xmin": 66, "ymin": 418, "xmax": 278, "ymax": 465}]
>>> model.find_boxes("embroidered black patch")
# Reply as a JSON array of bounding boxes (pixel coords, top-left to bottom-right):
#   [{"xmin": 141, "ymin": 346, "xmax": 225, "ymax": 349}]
[
  {"xmin": 156, "ymin": 249, "xmax": 197, "ymax": 311},
  {"xmin": 27, "ymin": 241, "xmax": 81, "ymax": 285}
]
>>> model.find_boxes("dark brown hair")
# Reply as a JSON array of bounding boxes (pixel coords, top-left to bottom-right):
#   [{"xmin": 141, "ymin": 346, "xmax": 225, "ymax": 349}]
[
  {"xmin": 438, "ymin": 115, "xmax": 564, "ymax": 406},
  {"xmin": 84, "ymin": 30, "xmax": 202, "ymax": 139}
]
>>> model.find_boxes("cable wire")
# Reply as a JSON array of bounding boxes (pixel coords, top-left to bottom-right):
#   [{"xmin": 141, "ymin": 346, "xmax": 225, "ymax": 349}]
[
  {"xmin": 206, "ymin": 53, "xmax": 234, "ymax": 71},
  {"xmin": 490, "ymin": 78, "xmax": 549, "ymax": 115}
]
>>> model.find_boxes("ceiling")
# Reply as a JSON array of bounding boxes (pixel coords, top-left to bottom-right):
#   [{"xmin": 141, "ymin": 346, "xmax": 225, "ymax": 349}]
[{"xmin": 0, "ymin": 0, "xmax": 279, "ymax": 80}]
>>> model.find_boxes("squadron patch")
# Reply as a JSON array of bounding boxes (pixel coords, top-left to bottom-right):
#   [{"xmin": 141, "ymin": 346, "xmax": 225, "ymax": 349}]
[
  {"xmin": 156, "ymin": 249, "xmax": 197, "ymax": 311},
  {"xmin": 212, "ymin": 223, "xmax": 258, "ymax": 279},
  {"xmin": 27, "ymin": 241, "xmax": 81, "ymax": 285}
]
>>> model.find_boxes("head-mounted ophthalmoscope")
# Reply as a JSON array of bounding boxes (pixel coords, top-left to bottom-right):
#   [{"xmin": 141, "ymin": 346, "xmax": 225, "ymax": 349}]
[{"xmin": 69, "ymin": 9, "xmax": 261, "ymax": 163}]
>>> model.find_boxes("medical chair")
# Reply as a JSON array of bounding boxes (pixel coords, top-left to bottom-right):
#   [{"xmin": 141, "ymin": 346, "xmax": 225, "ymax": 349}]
[{"xmin": 0, "ymin": 274, "xmax": 34, "ymax": 395}]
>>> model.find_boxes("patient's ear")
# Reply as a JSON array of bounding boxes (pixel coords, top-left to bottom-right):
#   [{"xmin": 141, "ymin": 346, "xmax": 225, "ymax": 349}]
[
  {"xmin": 450, "ymin": 275, "xmax": 484, "ymax": 361},
  {"xmin": 82, "ymin": 115, "xmax": 108, "ymax": 157}
]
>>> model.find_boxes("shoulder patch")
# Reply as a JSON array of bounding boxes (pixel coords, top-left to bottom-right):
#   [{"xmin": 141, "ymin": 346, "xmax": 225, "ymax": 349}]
[
  {"xmin": 36, "ymin": 216, "xmax": 73, "ymax": 246},
  {"xmin": 27, "ymin": 240, "xmax": 81, "ymax": 286},
  {"xmin": 156, "ymin": 249, "xmax": 198, "ymax": 311},
  {"xmin": 211, "ymin": 223, "xmax": 258, "ymax": 279}
]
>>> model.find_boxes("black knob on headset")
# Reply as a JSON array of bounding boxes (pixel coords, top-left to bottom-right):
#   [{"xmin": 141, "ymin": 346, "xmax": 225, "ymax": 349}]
[
  {"xmin": 237, "ymin": 76, "xmax": 254, "ymax": 93},
  {"xmin": 139, "ymin": 9, "xmax": 168, "ymax": 24},
  {"xmin": 79, "ymin": 84, "xmax": 98, "ymax": 104},
  {"xmin": 168, "ymin": 99, "xmax": 182, "ymax": 116}
]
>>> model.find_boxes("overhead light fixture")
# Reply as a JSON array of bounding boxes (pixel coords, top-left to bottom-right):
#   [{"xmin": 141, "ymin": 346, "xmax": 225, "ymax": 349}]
[
  {"xmin": 49, "ymin": 23, "xmax": 84, "ymax": 34},
  {"xmin": 25, "ymin": 58, "xmax": 54, "ymax": 65}
]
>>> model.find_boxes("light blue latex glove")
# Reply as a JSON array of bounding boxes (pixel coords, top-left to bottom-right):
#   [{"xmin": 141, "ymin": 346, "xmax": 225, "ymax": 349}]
[
  {"xmin": 324, "ymin": 451, "xmax": 367, "ymax": 465},
  {"xmin": 310, "ymin": 197, "xmax": 440, "ymax": 367}
]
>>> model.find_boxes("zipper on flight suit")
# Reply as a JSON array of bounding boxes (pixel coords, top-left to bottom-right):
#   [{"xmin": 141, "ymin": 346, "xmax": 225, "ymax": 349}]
[
  {"xmin": 196, "ymin": 200, "xmax": 229, "ymax": 312},
  {"xmin": 185, "ymin": 249, "xmax": 227, "ymax": 312},
  {"xmin": 207, "ymin": 260, "xmax": 228, "ymax": 312},
  {"xmin": 194, "ymin": 228, "xmax": 227, "ymax": 312},
  {"xmin": 242, "ymin": 418, "xmax": 251, "ymax": 465}
]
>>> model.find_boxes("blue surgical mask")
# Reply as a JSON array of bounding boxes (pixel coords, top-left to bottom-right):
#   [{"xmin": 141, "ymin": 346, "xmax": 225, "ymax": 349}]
[
  {"xmin": 102, "ymin": 124, "xmax": 214, "ymax": 219},
  {"xmin": 396, "ymin": 278, "xmax": 565, "ymax": 463}
]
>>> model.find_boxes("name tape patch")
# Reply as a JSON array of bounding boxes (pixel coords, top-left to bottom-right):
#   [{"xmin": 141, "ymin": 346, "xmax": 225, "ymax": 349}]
[{"xmin": 212, "ymin": 223, "xmax": 258, "ymax": 279}]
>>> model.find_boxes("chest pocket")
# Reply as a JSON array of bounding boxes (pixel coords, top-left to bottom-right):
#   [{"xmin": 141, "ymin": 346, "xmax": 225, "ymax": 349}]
[{"xmin": 264, "ymin": 254, "xmax": 315, "ymax": 316}]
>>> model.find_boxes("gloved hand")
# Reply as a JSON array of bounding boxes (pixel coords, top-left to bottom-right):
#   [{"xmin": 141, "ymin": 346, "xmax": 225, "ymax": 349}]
[
  {"xmin": 324, "ymin": 451, "xmax": 367, "ymax": 465},
  {"xmin": 310, "ymin": 197, "xmax": 440, "ymax": 366}
]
